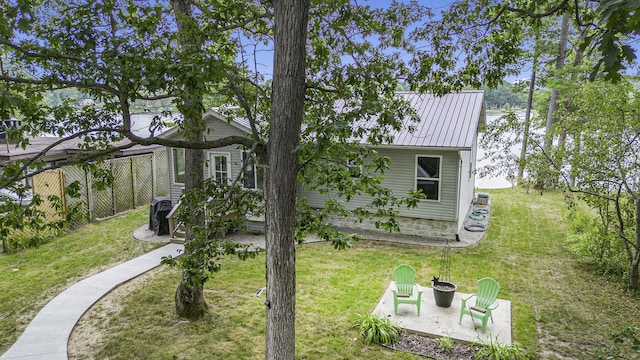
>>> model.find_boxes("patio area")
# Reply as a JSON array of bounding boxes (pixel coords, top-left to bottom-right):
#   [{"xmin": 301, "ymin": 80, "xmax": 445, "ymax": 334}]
[{"xmin": 372, "ymin": 283, "xmax": 512, "ymax": 345}]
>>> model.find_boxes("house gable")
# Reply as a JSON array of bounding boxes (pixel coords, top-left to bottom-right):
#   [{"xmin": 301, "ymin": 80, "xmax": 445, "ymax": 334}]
[{"xmin": 163, "ymin": 110, "xmax": 252, "ymax": 205}]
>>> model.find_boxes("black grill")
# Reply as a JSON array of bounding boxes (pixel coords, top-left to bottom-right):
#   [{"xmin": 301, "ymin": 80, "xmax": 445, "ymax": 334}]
[{"xmin": 149, "ymin": 197, "xmax": 172, "ymax": 235}]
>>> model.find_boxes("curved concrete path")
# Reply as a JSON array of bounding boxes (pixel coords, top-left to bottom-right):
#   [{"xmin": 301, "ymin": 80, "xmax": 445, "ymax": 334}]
[{"xmin": 1, "ymin": 243, "xmax": 184, "ymax": 360}]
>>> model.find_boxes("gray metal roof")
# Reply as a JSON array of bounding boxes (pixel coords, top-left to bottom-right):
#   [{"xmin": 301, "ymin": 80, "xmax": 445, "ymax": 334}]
[
  {"xmin": 163, "ymin": 91, "xmax": 486, "ymax": 150},
  {"xmin": 371, "ymin": 91, "xmax": 485, "ymax": 149}
]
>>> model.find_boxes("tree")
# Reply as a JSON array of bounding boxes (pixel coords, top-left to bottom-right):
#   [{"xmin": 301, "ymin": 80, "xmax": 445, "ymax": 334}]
[
  {"xmin": 169, "ymin": 0, "xmax": 208, "ymax": 320},
  {"xmin": 3, "ymin": 0, "xmax": 640, "ymax": 358},
  {"xmin": 264, "ymin": 0, "xmax": 308, "ymax": 357},
  {"xmin": 560, "ymin": 81, "xmax": 640, "ymax": 291},
  {"xmin": 482, "ymin": 83, "xmax": 527, "ymax": 109},
  {"xmin": 0, "ymin": 0, "xmax": 264, "ymax": 318},
  {"xmin": 0, "ymin": 1, "xmax": 434, "ymax": 358},
  {"xmin": 543, "ymin": 14, "xmax": 570, "ymax": 152},
  {"xmin": 517, "ymin": 29, "xmax": 540, "ymax": 184}
]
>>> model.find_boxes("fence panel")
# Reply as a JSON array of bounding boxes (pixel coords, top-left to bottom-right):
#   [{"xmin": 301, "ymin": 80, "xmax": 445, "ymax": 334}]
[
  {"xmin": 31, "ymin": 169, "xmax": 65, "ymax": 221},
  {"xmin": 134, "ymin": 154, "xmax": 154, "ymax": 207},
  {"xmin": 90, "ymin": 162, "xmax": 114, "ymax": 220},
  {"xmin": 112, "ymin": 158, "xmax": 134, "ymax": 214},
  {"xmin": 154, "ymin": 150, "xmax": 169, "ymax": 197},
  {"xmin": 63, "ymin": 165, "xmax": 90, "ymax": 228},
  {"xmin": 29, "ymin": 150, "xmax": 169, "ymax": 224}
]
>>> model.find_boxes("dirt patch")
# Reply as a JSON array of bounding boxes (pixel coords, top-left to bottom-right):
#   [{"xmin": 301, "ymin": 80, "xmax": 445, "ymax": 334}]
[
  {"xmin": 385, "ymin": 332, "xmax": 476, "ymax": 359},
  {"xmin": 67, "ymin": 267, "xmax": 164, "ymax": 359}
]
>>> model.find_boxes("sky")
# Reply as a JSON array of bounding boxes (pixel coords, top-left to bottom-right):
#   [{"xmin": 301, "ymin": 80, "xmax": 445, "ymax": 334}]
[{"xmin": 244, "ymin": 0, "xmax": 525, "ymax": 85}]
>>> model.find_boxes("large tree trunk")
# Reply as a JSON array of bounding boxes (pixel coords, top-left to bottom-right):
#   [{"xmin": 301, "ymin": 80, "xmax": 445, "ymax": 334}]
[
  {"xmin": 265, "ymin": 0, "xmax": 309, "ymax": 358},
  {"xmin": 175, "ymin": 146, "xmax": 207, "ymax": 319},
  {"xmin": 170, "ymin": 0, "xmax": 208, "ymax": 319}
]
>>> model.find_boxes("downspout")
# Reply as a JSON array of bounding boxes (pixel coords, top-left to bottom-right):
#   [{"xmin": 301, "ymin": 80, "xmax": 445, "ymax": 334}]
[{"xmin": 455, "ymin": 153, "xmax": 462, "ymax": 241}]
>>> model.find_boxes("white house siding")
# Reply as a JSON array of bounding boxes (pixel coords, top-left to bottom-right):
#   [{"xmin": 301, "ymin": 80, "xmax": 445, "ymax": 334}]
[
  {"xmin": 167, "ymin": 119, "xmax": 249, "ymax": 205},
  {"xmin": 298, "ymin": 147, "xmax": 462, "ymax": 240}
]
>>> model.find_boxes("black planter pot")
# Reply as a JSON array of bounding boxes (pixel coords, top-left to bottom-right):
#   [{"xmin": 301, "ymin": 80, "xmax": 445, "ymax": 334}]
[{"xmin": 432, "ymin": 281, "xmax": 457, "ymax": 308}]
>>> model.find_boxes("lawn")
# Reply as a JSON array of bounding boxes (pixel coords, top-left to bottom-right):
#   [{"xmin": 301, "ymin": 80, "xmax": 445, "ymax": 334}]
[
  {"xmin": 3, "ymin": 188, "xmax": 640, "ymax": 359},
  {"xmin": 0, "ymin": 209, "xmax": 160, "ymax": 353}
]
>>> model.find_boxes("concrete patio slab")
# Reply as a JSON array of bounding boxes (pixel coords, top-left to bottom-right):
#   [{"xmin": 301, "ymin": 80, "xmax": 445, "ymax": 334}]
[{"xmin": 373, "ymin": 283, "xmax": 512, "ymax": 345}]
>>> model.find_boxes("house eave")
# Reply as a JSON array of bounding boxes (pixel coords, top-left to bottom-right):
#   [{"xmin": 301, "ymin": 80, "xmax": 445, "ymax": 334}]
[{"xmin": 371, "ymin": 144, "xmax": 473, "ymax": 152}]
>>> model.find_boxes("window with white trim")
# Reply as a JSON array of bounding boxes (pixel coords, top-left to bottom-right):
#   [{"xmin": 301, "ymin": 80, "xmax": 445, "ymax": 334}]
[
  {"xmin": 209, "ymin": 153, "xmax": 231, "ymax": 182},
  {"xmin": 172, "ymin": 148, "xmax": 186, "ymax": 184},
  {"xmin": 242, "ymin": 151, "xmax": 263, "ymax": 190},
  {"xmin": 416, "ymin": 155, "xmax": 441, "ymax": 201}
]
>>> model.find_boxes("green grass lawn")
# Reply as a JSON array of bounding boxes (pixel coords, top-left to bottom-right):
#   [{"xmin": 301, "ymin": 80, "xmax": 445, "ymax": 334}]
[
  {"xmin": 2, "ymin": 189, "xmax": 640, "ymax": 359},
  {"xmin": 0, "ymin": 208, "xmax": 160, "ymax": 353}
]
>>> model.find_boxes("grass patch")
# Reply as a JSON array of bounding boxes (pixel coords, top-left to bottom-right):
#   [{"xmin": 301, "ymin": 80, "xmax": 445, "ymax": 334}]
[
  {"xmin": 0, "ymin": 208, "xmax": 159, "ymax": 352},
  {"xmin": 3, "ymin": 188, "xmax": 640, "ymax": 359}
]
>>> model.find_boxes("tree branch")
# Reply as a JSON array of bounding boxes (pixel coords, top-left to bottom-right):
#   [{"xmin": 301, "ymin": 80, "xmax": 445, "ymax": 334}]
[
  {"xmin": 135, "ymin": 93, "xmax": 175, "ymax": 101},
  {"xmin": 504, "ymin": 0, "xmax": 570, "ymax": 19},
  {"xmin": 0, "ymin": 74, "xmax": 117, "ymax": 94},
  {"xmin": 305, "ymin": 82, "xmax": 341, "ymax": 94},
  {"xmin": 0, "ymin": 39, "xmax": 86, "ymax": 63},
  {"xmin": 225, "ymin": 72, "xmax": 263, "ymax": 143}
]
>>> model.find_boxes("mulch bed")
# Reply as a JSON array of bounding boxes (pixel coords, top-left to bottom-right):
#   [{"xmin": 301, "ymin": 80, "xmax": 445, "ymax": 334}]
[{"xmin": 384, "ymin": 332, "xmax": 477, "ymax": 359}]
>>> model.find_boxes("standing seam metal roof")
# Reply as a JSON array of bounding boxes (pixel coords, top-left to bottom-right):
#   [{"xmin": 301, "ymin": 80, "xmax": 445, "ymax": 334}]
[
  {"xmin": 382, "ymin": 91, "xmax": 485, "ymax": 149},
  {"xmin": 165, "ymin": 91, "xmax": 485, "ymax": 150}
]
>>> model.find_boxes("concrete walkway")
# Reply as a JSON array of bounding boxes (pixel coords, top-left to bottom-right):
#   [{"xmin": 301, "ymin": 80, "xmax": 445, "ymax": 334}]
[{"xmin": 0, "ymin": 243, "xmax": 184, "ymax": 360}]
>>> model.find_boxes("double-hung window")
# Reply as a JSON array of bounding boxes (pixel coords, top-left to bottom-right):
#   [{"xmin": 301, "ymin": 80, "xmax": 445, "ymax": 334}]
[
  {"xmin": 172, "ymin": 148, "xmax": 186, "ymax": 184},
  {"xmin": 416, "ymin": 155, "xmax": 441, "ymax": 201},
  {"xmin": 242, "ymin": 151, "xmax": 263, "ymax": 190},
  {"xmin": 210, "ymin": 153, "xmax": 231, "ymax": 183}
]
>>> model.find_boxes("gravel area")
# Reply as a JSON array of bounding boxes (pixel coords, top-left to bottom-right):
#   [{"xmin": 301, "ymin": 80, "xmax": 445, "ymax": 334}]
[{"xmin": 385, "ymin": 332, "xmax": 477, "ymax": 359}]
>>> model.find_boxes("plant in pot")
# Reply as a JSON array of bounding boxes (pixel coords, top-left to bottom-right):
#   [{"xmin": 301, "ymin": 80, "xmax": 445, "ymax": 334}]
[{"xmin": 432, "ymin": 240, "xmax": 457, "ymax": 307}]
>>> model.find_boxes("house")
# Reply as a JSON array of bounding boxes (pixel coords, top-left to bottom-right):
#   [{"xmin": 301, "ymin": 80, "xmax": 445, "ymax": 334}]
[{"xmin": 162, "ymin": 91, "xmax": 486, "ymax": 241}]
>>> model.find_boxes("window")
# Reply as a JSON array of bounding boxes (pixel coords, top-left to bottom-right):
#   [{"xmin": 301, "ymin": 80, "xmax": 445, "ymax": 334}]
[
  {"xmin": 416, "ymin": 155, "xmax": 441, "ymax": 201},
  {"xmin": 209, "ymin": 153, "xmax": 231, "ymax": 182},
  {"xmin": 242, "ymin": 151, "xmax": 264, "ymax": 190},
  {"xmin": 347, "ymin": 159, "xmax": 362, "ymax": 178},
  {"xmin": 172, "ymin": 148, "xmax": 185, "ymax": 184}
]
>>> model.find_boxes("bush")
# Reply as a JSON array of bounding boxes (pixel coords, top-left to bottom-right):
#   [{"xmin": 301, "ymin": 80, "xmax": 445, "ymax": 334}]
[
  {"xmin": 439, "ymin": 336, "xmax": 453, "ymax": 352},
  {"xmin": 474, "ymin": 337, "xmax": 529, "ymax": 360},
  {"xmin": 568, "ymin": 218, "xmax": 627, "ymax": 277},
  {"xmin": 355, "ymin": 313, "xmax": 403, "ymax": 345},
  {"xmin": 598, "ymin": 325, "xmax": 640, "ymax": 359}
]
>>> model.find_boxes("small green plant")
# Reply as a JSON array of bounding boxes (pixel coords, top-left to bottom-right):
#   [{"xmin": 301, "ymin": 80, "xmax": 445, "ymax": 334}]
[
  {"xmin": 439, "ymin": 336, "xmax": 453, "ymax": 352},
  {"xmin": 597, "ymin": 325, "xmax": 640, "ymax": 359},
  {"xmin": 475, "ymin": 336, "xmax": 529, "ymax": 360},
  {"xmin": 355, "ymin": 313, "xmax": 403, "ymax": 345}
]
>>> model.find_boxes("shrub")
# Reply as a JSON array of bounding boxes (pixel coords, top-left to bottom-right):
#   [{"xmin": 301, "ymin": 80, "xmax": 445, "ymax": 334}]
[
  {"xmin": 439, "ymin": 336, "xmax": 453, "ymax": 352},
  {"xmin": 475, "ymin": 337, "xmax": 529, "ymax": 360},
  {"xmin": 355, "ymin": 313, "xmax": 403, "ymax": 345},
  {"xmin": 568, "ymin": 218, "xmax": 627, "ymax": 277}
]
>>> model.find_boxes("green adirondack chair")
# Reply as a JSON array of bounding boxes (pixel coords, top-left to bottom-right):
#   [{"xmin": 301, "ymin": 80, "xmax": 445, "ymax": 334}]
[
  {"xmin": 458, "ymin": 277, "xmax": 500, "ymax": 333},
  {"xmin": 391, "ymin": 264, "xmax": 423, "ymax": 316}
]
